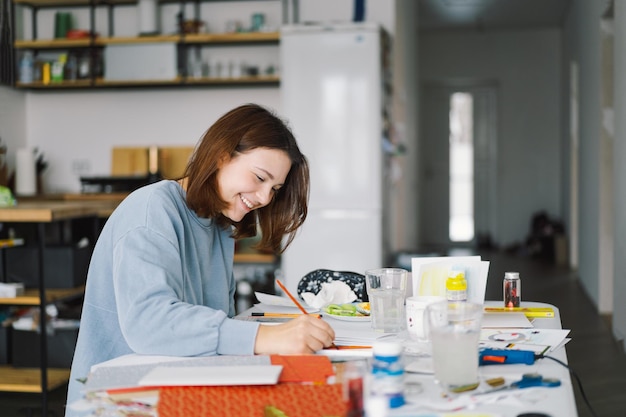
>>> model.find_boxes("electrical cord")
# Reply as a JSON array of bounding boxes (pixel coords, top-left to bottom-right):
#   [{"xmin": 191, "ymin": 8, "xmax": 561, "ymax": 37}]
[{"xmin": 535, "ymin": 354, "xmax": 600, "ymax": 417}]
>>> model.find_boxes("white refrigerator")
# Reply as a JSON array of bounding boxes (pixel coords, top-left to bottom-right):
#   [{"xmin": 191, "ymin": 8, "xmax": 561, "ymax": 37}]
[{"xmin": 279, "ymin": 23, "xmax": 392, "ymax": 294}]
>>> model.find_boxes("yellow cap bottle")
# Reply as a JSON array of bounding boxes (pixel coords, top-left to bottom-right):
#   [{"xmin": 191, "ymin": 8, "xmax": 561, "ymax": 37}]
[{"xmin": 446, "ymin": 268, "xmax": 467, "ymax": 302}]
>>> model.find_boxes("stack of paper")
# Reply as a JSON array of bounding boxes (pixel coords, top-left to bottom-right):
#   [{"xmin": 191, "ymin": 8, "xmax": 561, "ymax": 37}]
[
  {"xmin": 479, "ymin": 328, "xmax": 571, "ymax": 355},
  {"xmin": 411, "ymin": 255, "xmax": 490, "ymax": 303},
  {"xmin": 69, "ymin": 354, "xmax": 346, "ymax": 417}
]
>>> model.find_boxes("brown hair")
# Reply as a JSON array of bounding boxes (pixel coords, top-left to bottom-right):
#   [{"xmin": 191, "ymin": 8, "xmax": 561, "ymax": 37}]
[{"xmin": 183, "ymin": 103, "xmax": 309, "ymax": 254}]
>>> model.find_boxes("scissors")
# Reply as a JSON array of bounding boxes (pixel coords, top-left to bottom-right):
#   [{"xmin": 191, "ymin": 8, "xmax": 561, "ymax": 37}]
[{"xmin": 479, "ymin": 373, "xmax": 561, "ymax": 395}]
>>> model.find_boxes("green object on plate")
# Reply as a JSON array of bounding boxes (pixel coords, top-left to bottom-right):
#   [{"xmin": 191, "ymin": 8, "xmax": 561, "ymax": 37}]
[{"xmin": 324, "ymin": 303, "xmax": 360, "ymax": 317}]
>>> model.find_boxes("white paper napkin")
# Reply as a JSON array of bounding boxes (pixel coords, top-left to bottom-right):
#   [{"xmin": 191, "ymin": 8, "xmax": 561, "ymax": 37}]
[{"xmin": 301, "ymin": 281, "xmax": 357, "ymax": 309}]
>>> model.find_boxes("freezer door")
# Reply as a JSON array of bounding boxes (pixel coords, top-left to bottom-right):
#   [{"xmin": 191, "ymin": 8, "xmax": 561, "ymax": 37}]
[
  {"xmin": 280, "ymin": 25, "xmax": 383, "ymax": 211},
  {"xmin": 281, "ymin": 210, "xmax": 383, "ymax": 294}
]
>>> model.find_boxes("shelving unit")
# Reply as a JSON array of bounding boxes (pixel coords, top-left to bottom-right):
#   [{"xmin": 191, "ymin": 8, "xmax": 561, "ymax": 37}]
[
  {"xmin": 0, "ymin": 202, "xmax": 100, "ymax": 416},
  {"xmin": 5, "ymin": 0, "xmax": 286, "ymax": 88}
]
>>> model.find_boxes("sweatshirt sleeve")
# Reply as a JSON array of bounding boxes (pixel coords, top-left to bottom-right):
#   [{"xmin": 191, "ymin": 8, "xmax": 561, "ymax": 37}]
[{"xmin": 111, "ymin": 226, "xmax": 259, "ymax": 356}]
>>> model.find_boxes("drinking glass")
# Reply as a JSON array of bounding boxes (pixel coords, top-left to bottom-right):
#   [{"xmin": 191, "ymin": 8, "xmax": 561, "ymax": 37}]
[
  {"xmin": 365, "ymin": 268, "xmax": 408, "ymax": 333},
  {"xmin": 426, "ymin": 301, "xmax": 483, "ymax": 392}
]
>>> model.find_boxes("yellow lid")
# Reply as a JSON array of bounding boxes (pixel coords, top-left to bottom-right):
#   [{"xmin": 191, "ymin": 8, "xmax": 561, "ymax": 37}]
[{"xmin": 446, "ymin": 272, "xmax": 467, "ymax": 291}]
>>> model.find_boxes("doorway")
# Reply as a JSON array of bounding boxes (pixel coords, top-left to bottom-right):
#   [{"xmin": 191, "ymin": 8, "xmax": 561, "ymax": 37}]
[{"xmin": 420, "ymin": 82, "xmax": 498, "ymax": 250}]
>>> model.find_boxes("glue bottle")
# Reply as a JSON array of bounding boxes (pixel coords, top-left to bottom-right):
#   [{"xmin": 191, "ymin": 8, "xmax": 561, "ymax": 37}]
[
  {"xmin": 369, "ymin": 341, "xmax": 404, "ymax": 410},
  {"xmin": 446, "ymin": 267, "xmax": 467, "ymax": 302}
]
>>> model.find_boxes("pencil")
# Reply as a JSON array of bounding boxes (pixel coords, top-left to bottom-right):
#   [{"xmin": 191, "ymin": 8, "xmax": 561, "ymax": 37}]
[
  {"xmin": 275, "ymin": 279, "xmax": 309, "ymax": 315},
  {"xmin": 251, "ymin": 312, "xmax": 322, "ymax": 318},
  {"xmin": 275, "ymin": 279, "xmax": 339, "ymax": 350}
]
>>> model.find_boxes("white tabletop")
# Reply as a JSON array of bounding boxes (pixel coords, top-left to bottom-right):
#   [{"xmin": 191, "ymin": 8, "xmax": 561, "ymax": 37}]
[
  {"xmin": 246, "ymin": 300, "xmax": 578, "ymax": 417},
  {"xmin": 391, "ymin": 301, "xmax": 577, "ymax": 417}
]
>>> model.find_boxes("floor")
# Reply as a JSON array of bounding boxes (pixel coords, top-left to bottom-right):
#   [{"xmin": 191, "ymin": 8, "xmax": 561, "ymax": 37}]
[{"xmin": 1, "ymin": 249, "xmax": 625, "ymax": 417}]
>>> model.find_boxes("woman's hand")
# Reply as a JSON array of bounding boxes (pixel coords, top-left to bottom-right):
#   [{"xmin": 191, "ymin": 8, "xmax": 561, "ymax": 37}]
[{"xmin": 254, "ymin": 315, "xmax": 336, "ymax": 355}]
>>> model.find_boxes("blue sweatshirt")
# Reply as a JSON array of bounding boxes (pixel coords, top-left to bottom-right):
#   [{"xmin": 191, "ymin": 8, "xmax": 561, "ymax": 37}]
[{"xmin": 65, "ymin": 180, "xmax": 260, "ymax": 414}]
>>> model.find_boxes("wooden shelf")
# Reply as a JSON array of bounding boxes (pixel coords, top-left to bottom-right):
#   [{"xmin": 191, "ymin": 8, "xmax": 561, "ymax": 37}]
[
  {"xmin": 0, "ymin": 366, "xmax": 70, "ymax": 393},
  {"xmin": 99, "ymin": 34, "xmax": 180, "ymax": 44},
  {"xmin": 13, "ymin": 0, "xmax": 134, "ymax": 6},
  {"xmin": 15, "ymin": 31, "xmax": 279, "ymax": 49},
  {"xmin": 0, "ymin": 201, "xmax": 99, "ymax": 222},
  {"xmin": 0, "ymin": 287, "xmax": 85, "ymax": 306},
  {"xmin": 234, "ymin": 253, "xmax": 276, "ymax": 264},
  {"xmin": 182, "ymin": 31, "xmax": 280, "ymax": 44},
  {"xmin": 182, "ymin": 75, "xmax": 279, "ymax": 84},
  {"xmin": 15, "ymin": 38, "xmax": 97, "ymax": 49},
  {"xmin": 15, "ymin": 79, "xmax": 94, "ymax": 88},
  {"xmin": 17, "ymin": 75, "xmax": 278, "ymax": 88}
]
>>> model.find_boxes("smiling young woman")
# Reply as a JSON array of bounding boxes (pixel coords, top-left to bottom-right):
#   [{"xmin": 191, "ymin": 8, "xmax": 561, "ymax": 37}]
[{"xmin": 65, "ymin": 104, "xmax": 335, "ymax": 416}]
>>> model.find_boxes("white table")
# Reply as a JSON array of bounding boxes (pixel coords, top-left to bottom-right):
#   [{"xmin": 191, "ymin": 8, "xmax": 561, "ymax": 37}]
[
  {"xmin": 249, "ymin": 300, "xmax": 578, "ymax": 417},
  {"xmin": 392, "ymin": 301, "xmax": 577, "ymax": 417}
]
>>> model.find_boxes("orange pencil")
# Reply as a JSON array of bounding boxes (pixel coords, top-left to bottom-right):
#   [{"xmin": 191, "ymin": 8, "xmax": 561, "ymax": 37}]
[{"xmin": 275, "ymin": 279, "xmax": 339, "ymax": 350}]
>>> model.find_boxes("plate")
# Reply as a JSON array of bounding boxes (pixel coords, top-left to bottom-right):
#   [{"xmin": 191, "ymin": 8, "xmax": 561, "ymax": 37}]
[{"xmin": 324, "ymin": 313, "xmax": 371, "ymax": 322}]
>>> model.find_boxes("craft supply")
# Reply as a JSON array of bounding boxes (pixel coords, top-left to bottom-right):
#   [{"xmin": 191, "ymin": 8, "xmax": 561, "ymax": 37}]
[
  {"xmin": 484, "ymin": 306, "xmax": 554, "ymax": 318},
  {"xmin": 275, "ymin": 279, "xmax": 338, "ymax": 349},
  {"xmin": 370, "ymin": 341, "xmax": 405, "ymax": 409},
  {"xmin": 275, "ymin": 279, "xmax": 308, "ymax": 315},
  {"xmin": 504, "ymin": 271, "xmax": 521, "ymax": 307},
  {"xmin": 251, "ymin": 312, "xmax": 321, "ymax": 318},
  {"xmin": 446, "ymin": 267, "xmax": 467, "ymax": 302},
  {"xmin": 479, "ymin": 348, "xmax": 536, "ymax": 365}
]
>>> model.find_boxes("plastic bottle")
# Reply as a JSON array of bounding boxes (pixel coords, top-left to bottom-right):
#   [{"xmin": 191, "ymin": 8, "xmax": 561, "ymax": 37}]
[
  {"xmin": 370, "ymin": 341, "xmax": 404, "ymax": 410},
  {"xmin": 19, "ymin": 51, "xmax": 34, "ymax": 84},
  {"xmin": 51, "ymin": 54, "xmax": 66, "ymax": 82},
  {"xmin": 446, "ymin": 267, "xmax": 467, "ymax": 302},
  {"xmin": 503, "ymin": 271, "xmax": 521, "ymax": 307}
]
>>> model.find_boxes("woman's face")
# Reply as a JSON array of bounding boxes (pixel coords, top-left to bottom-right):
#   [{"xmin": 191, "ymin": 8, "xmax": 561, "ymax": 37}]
[{"xmin": 217, "ymin": 147, "xmax": 291, "ymax": 222}]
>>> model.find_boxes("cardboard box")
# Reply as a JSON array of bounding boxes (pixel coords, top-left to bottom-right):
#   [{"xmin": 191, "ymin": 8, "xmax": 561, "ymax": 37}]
[
  {"xmin": 5, "ymin": 245, "xmax": 91, "ymax": 289},
  {"xmin": 12, "ymin": 327, "xmax": 78, "ymax": 368}
]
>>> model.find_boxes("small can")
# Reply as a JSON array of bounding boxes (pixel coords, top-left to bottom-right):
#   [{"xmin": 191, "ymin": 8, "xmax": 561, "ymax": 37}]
[{"xmin": 503, "ymin": 272, "xmax": 521, "ymax": 307}]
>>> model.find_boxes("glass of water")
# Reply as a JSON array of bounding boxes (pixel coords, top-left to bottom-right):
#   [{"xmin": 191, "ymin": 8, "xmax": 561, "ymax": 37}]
[
  {"xmin": 365, "ymin": 268, "xmax": 408, "ymax": 333},
  {"xmin": 426, "ymin": 301, "xmax": 483, "ymax": 393}
]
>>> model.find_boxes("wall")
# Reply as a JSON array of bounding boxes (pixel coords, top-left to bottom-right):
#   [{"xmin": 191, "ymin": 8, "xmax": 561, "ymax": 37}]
[
  {"xmin": 389, "ymin": 0, "xmax": 419, "ymax": 253},
  {"xmin": 27, "ymin": 88, "xmax": 281, "ymax": 192},
  {"xmin": 562, "ymin": 0, "xmax": 604, "ymax": 308},
  {"xmin": 612, "ymin": 2, "xmax": 626, "ymax": 346},
  {"xmin": 0, "ymin": 86, "xmax": 26, "ymax": 176},
  {"xmin": 418, "ymin": 29, "xmax": 562, "ymax": 248}
]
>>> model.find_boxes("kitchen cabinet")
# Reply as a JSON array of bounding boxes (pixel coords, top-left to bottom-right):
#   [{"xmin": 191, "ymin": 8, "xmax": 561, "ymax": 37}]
[
  {"xmin": 4, "ymin": 0, "xmax": 288, "ymax": 89},
  {"xmin": 0, "ymin": 201, "xmax": 100, "ymax": 417}
]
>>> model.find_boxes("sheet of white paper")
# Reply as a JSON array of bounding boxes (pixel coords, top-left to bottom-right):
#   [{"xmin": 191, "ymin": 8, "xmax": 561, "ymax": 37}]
[
  {"xmin": 138, "ymin": 365, "xmax": 283, "ymax": 386},
  {"xmin": 479, "ymin": 328, "xmax": 571, "ymax": 353},
  {"xmin": 85, "ymin": 355, "xmax": 271, "ymax": 393},
  {"xmin": 482, "ymin": 312, "xmax": 533, "ymax": 328},
  {"xmin": 254, "ymin": 292, "xmax": 318, "ymax": 312},
  {"xmin": 410, "ymin": 256, "xmax": 489, "ymax": 303}
]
